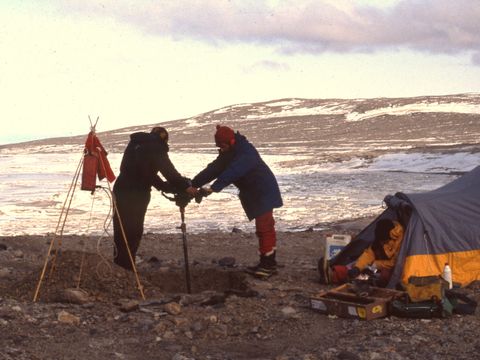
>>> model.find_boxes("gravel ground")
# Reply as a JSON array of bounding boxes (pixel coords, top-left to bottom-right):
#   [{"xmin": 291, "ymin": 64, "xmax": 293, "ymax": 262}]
[{"xmin": 1, "ymin": 218, "xmax": 479, "ymax": 360}]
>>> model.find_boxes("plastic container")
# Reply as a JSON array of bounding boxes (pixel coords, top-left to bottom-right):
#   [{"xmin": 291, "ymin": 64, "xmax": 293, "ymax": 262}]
[
  {"xmin": 442, "ymin": 263, "xmax": 453, "ymax": 289},
  {"xmin": 325, "ymin": 234, "xmax": 352, "ymax": 260}
]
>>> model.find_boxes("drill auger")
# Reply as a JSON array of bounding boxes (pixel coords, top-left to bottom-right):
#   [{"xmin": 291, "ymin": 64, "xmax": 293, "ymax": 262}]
[{"xmin": 162, "ymin": 190, "xmax": 207, "ymax": 293}]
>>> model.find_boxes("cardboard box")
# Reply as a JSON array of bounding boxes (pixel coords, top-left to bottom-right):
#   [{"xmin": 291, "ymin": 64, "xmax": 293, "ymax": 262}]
[{"xmin": 310, "ymin": 284, "xmax": 404, "ymax": 320}]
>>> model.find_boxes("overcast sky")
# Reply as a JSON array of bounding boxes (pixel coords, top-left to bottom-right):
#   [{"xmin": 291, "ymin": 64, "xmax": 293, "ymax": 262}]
[{"xmin": 1, "ymin": 0, "xmax": 479, "ymax": 144}]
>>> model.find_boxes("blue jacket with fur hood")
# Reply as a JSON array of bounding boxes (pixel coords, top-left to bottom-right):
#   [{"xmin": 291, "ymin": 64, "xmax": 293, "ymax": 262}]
[{"xmin": 192, "ymin": 132, "xmax": 283, "ymax": 220}]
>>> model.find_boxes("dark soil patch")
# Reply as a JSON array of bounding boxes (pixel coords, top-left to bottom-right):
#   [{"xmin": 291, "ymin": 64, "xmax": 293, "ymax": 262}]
[{"xmin": 4, "ymin": 250, "xmax": 250, "ymax": 303}]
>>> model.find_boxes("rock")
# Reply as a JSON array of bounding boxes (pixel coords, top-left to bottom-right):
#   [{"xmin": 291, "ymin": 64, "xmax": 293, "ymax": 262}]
[
  {"xmin": 231, "ymin": 227, "xmax": 243, "ymax": 233},
  {"xmin": 12, "ymin": 250, "xmax": 23, "ymax": 258},
  {"xmin": 251, "ymin": 279, "xmax": 274, "ymax": 289},
  {"xmin": 220, "ymin": 315, "xmax": 232, "ymax": 324},
  {"xmin": 210, "ymin": 324, "xmax": 228, "ymax": 338},
  {"xmin": 119, "ymin": 300, "xmax": 140, "ymax": 313},
  {"xmin": 163, "ymin": 330, "xmax": 176, "ymax": 340},
  {"xmin": 60, "ymin": 288, "xmax": 91, "ymax": 305},
  {"xmin": 281, "ymin": 306, "xmax": 297, "ymax": 316},
  {"xmin": 171, "ymin": 317, "xmax": 189, "ymax": 329},
  {"xmin": 338, "ymin": 350, "xmax": 361, "ymax": 360},
  {"xmin": 200, "ymin": 294, "xmax": 226, "ymax": 307},
  {"xmin": 164, "ymin": 302, "xmax": 182, "ymax": 315},
  {"xmin": 191, "ymin": 321, "xmax": 204, "ymax": 332},
  {"xmin": 0, "ymin": 268, "xmax": 10, "ymax": 279},
  {"xmin": 172, "ymin": 353, "xmax": 192, "ymax": 360},
  {"xmin": 218, "ymin": 256, "xmax": 236, "ymax": 267},
  {"xmin": 154, "ymin": 321, "xmax": 170, "ymax": 334},
  {"xmin": 147, "ymin": 256, "xmax": 160, "ymax": 263},
  {"xmin": 207, "ymin": 314, "xmax": 218, "ymax": 324},
  {"xmin": 57, "ymin": 310, "xmax": 80, "ymax": 325}
]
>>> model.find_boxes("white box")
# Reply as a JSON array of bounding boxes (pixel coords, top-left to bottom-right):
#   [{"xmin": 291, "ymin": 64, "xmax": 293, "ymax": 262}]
[{"xmin": 325, "ymin": 234, "xmax": 351, "ymax": 260}]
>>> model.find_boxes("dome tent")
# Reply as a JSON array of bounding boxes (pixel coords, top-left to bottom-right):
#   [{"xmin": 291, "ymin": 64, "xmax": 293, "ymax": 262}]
[{"xmin": 325, "ymin": 166, "xmax": 480, "ymax": 288}]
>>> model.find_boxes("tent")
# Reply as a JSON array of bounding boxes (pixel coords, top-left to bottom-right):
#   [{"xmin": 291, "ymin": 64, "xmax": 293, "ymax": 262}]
[{"xmin": 327, "ymin": 166, "xmax": 480, "ymax": 288}]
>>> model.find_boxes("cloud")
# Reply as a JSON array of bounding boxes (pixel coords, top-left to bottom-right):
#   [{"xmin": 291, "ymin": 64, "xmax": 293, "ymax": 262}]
[
  {"xmin": 472, "ymin": 52, "xmax": 480, "ymax": 66},
  {"xmin": 249, "ymin": 60, "xmax": 290, "ymax": 72},
  {"xmin": 55, "ymin": 0, "xmax": 480, "ymax": 60}
]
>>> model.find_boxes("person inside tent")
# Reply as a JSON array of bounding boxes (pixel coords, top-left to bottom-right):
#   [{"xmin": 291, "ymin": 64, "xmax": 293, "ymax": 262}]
[{"xmin": 347, "ymin": 218, "xmax": 405, "ymax": 286}]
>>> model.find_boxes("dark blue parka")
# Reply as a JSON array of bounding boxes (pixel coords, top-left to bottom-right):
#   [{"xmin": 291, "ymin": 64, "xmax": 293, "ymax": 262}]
[
  {"xmin": 192, "ymin": 132, "xmax": 283, "ymax": 220},
  {"xmin": 114, "ymin": 132, "xmax": 189, "ymax": 192}
]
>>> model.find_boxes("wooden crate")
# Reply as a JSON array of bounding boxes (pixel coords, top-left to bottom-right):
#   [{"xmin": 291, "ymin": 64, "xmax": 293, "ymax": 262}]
[{"xmin": 310, "ymin": 283, "xmax": 404, "ymax": 320}]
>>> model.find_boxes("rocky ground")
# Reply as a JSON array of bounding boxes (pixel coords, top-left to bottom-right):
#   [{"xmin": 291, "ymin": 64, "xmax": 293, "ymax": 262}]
[{"xmin": 1, "ymin": 217, "xmax": 480, "ymax": 360}]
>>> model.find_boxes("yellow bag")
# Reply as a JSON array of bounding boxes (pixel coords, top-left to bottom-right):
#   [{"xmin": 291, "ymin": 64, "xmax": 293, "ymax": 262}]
[{"xmin": 405, "ymin": 276, "xmax": 448, "ymax": 303}]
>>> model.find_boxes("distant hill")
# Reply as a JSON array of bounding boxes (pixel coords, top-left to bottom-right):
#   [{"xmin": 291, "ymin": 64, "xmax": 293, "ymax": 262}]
[{"xmin": 2, "ymin": 94, "xmax": 480, "ymax": 165}]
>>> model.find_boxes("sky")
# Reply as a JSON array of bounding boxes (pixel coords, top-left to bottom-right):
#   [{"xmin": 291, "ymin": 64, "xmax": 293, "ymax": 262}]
[{"xmin": 1, "ymin": 0, "xmax": 479, "ymax": 145}]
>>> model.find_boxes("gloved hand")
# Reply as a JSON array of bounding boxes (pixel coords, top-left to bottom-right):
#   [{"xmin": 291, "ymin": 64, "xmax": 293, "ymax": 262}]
[
  {"xmin": 185, "ymin": 186, "xmax": 198, "ymax": 196},
  {"xmin": 363, "ymin": 265, "xmax": 379, "ymax": 277},
  {"xmin": 155, "ymin": 180, "xmax": 176, "ymax": 193},
  {"xmin": 199, "ymin": 187, "xmax": 213, "ymax": 196},
  {"xmin": 347, "ymin": 266, "xmax": 361, "ymax": 279}
]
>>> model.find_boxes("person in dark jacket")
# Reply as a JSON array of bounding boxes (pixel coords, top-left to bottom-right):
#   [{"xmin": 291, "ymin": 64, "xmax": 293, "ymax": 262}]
[
  {"xmin": 113, "ymin": 126, "xmax": 196, "ymax": 270},
  {"xmin": 192, "ymin": 125, "xmax": 283, "ymax": 278}
]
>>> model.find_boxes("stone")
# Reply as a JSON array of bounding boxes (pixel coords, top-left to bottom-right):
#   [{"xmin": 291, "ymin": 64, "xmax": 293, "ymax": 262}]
[
  {"xmin": 218, "ymin": 257, "xmax": 236, "ymax": 267},
  {"xmin": 338, "ymin": 350, "xmax": 361, "ymax": 360},
  {"xmin": 60, "ymin": 288, "xmax": 90, "ymax": 305},
  {"xmin": 281, "ymin": 306, "xmax": 297, "ymax": 316},
  {"xmin": 164, "ymin": 302, "xmax": 182, "ymax": 315},
  {"xmin": 171, "ymin": 317, "xmax": 189, "ymax": 329},
  {"xmin": 119, "ymin": 300, "xmax": 139, "ymax": 313},
  {"xmin": 154, "ymin": 321, "xmax": 170, "ymax": 334},
  {"xmin": 57, "ymin": 310, "xmax": 80, "ymax": 325},
  {"xmin": 0, "ymin": 268, "xmax": 10, "ymax": 278},
  {"xmin": 163, "ymin": 330, "xmax": 176, "ymax": 340},
  {"xmin": 12, "ymin": 250, "xmax": 23, "ymax": 258},
  {"xmin": 191, "ymin": 321, "xmax": 204, "ymax": 332}
]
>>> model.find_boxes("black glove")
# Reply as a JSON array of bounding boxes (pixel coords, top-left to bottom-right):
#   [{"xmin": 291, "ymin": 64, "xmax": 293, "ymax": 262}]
[
  {"xmin": 347, "ymin": 266, "xmax": 360, "ymax": 279},
  {"xmin": 152, "ymin": 174, "xmax": 176, "ymax": 193},
  {"xmin": 155, "ymin": 181, "xmax": 176, "ymax": 193}
]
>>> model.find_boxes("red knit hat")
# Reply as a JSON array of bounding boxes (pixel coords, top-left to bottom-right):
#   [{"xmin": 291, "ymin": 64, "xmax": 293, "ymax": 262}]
[{"xmin": 214, "ymin": 125, "xmax": 235, "ymax": 146}]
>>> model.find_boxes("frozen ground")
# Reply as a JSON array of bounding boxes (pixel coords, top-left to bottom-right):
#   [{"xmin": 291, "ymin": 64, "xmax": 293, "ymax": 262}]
[{"xmin": 0, "ymin": 149, "xmax": 477, "ymax": 236}]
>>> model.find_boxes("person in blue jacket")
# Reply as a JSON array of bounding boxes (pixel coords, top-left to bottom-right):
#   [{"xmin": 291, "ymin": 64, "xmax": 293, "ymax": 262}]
[{"xmin": 192, "ymin": 125, "xmax": 283, "ymax": 278}]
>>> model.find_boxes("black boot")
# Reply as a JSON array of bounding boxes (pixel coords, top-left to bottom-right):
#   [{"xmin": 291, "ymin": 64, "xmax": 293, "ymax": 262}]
[{"xmin": 246, "ymin": 252, "xmax": 277, "ymax": 279}]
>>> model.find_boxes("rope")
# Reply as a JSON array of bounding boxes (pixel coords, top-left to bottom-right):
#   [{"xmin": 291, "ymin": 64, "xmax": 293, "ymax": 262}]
[
  {"xmin": 94, "ymin": 186, "xmax": 114, "ymax": 280},
  {"xmin": 76, "ymin": 188, "xmax": 97, "ymax": 289},
  {"xmin": 97, "ymin": 150, "xmax": 145, "ymax": 299}
]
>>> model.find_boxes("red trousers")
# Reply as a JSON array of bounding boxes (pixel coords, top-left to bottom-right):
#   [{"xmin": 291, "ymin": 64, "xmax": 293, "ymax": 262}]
[{"xmin": 255, "ymin": 211, "xmax": 277, "ymax": 255}]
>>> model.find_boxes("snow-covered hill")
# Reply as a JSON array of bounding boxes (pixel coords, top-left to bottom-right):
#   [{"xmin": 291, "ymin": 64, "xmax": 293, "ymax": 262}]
[{"xmin": 3, "ymin": 93, "xmax": 479, "ymax": 166}]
